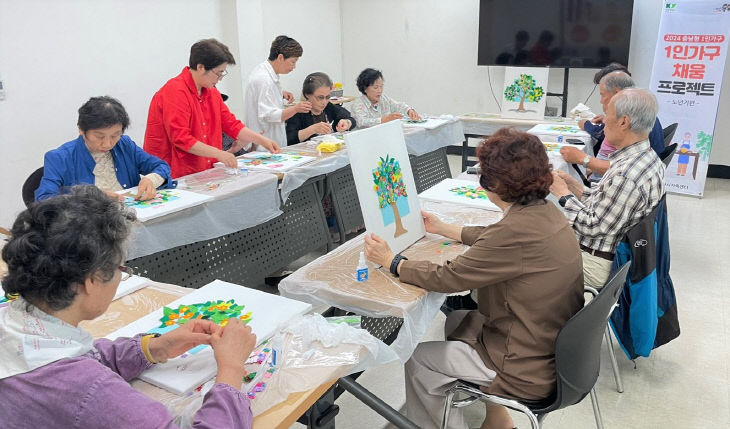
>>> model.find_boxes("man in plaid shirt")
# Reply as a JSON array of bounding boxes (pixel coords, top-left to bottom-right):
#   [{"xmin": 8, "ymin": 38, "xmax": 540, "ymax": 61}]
[{"xmin": 550, "ymin": 88, "xmax": 665, "ymax": 287}]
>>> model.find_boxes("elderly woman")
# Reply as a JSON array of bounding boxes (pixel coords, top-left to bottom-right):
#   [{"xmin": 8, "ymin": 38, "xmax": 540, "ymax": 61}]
[
  {"xmin": 285, "ymin": 72, "xmax": 356, "ymax": 145},
  {"xmin": 364, "ymin": 128, "xmax": 584, "ymax": 429},
  {"xmin": 349, "ymin": 68, "xmax": 421, "ymax": 128},
  {"xmin": 0, "ymin": 186, "xmax": 256, "ymax": 427},
  {"xmin": 35, "ymin": 96, "xmax": 174, "ymax": 202}
]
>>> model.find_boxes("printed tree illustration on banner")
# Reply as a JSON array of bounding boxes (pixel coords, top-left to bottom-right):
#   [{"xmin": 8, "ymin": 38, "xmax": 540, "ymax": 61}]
[
  {"xmin": 372, "ymin": 155, "xmax": 409, "ymax": 238},
  {"xmin": 696, "ymin": 131, "xmax": 713, "ymax": 161},
  {"xmin": 504, "ymin": 74, "xmax": 544, "ymax": 112}
]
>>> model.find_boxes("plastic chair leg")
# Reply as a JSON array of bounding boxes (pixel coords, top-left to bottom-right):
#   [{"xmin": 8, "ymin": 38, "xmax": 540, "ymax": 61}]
[{"xmin": 589, "ymin": 387, "xmax": 604, "ymax": 429}]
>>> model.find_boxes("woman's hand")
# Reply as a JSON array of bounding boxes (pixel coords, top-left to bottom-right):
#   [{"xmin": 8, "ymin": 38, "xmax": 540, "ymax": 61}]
[
  {"xmin": 407, "ymin": 109, "xmax": 421, "ymax": 121},
  {"xmin": 421, "ymin": 210, "xmax": 444, "ymax": 235},
  {"xmin": 134, "ymin": 177, "xmax": 157, "ymax": 201},
  {"xmin": 210, "ymin": 318, "xmax": 257, "ymax": 388},
  {"xmin": 216, "ymin": 150, "xmax": 239, "ymax": 168},
  {"xmin": 104, "ymin": 190, "xmax": 125, "ymax": 201},
  {"xmin": 310, "ymin": 122, "xmax": 333, "ymax": 136},
  {"xmin": 382, "ymin": 112, "xmax": 403, "ymax": 123},
  {"xmin": 148, "ymin": 319, "xmax": 218, "ymax": 363},
  {"xmin": 363, "ymin": 233, "xmax": 395, "ymax": 268},
  {"xmin": 336, "ymin": 119, "xmax": 352, "ymax": 132},
  {"xmin": 258, "ymin": 136, "xmax": 282, "ymax": 154}
]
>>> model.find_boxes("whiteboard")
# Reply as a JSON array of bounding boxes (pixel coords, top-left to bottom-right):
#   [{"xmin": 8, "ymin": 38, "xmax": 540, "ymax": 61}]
[{"xmin": 107, "ymin": 280, "xmax": 312, "ymax": 394}]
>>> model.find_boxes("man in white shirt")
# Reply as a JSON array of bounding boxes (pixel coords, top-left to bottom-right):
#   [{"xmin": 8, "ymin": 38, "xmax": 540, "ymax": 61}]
[{"xmin": 245, "ymin": 35, "xmax": 311, "ymax": 149}]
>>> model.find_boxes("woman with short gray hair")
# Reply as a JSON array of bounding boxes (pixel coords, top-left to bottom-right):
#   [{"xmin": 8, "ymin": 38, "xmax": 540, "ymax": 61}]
[{"xmin": 0, "ymin": 186, "xmax": 257, "ymax": 428}]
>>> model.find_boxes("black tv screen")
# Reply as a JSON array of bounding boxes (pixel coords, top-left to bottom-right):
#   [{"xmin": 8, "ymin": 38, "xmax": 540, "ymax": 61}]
[{"xmin": 478, "ymin": 0, "xmax": 634, "ymax": 68}]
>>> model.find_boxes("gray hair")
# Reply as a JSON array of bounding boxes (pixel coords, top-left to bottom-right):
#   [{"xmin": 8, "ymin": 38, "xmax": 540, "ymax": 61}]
[
  {"xmin": 302, "ymin": 72, "xmax": 333, "ymax": 97},
  {"xmin": 1, "ymin": 186, "xmax": 137, "ymax": 311},
  {"xmin": 612, "ymin": 88, "xmax": 658, "ymax": 135},
  {"xmin": 600, "ymin": 71, "xmax": 635, "ymax": 93}
]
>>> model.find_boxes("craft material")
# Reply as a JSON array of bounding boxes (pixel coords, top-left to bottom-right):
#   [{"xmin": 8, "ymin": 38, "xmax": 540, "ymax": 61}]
[
  {"xmin": 239, "ymin": 152, "xmax": 316, "ymax": 172},
  {"xmin": 528, "ymin": 123, "xmax": 589, "ymax": 144},
  {"xmin": 501, "ymin": 67, "xmax": 549, "ymax": 120},
  {"xmin": 400, "ymin": 117, "xmax": 450, "ymax": 129},
  {"xmin": 117, "ymin": 188, "xmax": 212, "ymax": 222},
  {"xmin": 356, "ymin": 251, "xmax": 369, "ymax": 282},
  {"xmin": 418, "ymin": 179, "xmax": 501, "ymax": 211},
  {"xmin": 0, "ymin": 294, "xmax": 18, "ymax": 309},
  {"xmin": 107, "ymin": 279, "xmax": 311, "ymax": 395},
  {"xmin": 315, "ymin": 141, "xmax": 343, "ymax": 152},
  {"xmin": 346, "ymin": 121, "xmax": 425, "ymax": 254}
]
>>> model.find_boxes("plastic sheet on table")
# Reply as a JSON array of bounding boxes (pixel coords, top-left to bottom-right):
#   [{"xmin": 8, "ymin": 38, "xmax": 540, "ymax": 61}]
[
  {"xmin": 279, "ymin": 148, "xmax": 350, "ymax": 203},
  {"xmin": 279, "ymin": 200, "xmax": 502, "ymax": 361},
  {"xmin": 150, "ymin": 314, "xmax": 398, "ymax": 426}
]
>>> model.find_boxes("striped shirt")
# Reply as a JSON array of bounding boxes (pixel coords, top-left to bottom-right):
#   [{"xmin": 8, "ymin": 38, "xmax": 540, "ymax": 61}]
[
  {"xmin": 564, "ymin": 139, "xmax": 665, "ymax": 253},
  {"xmin": 349, "ymin": 94, "xmax": 412, "ymax": 129}
]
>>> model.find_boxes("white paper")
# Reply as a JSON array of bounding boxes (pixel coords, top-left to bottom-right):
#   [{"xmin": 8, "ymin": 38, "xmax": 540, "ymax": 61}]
[
  {"xmin": 345, "ymin": 121, "xmax": 426, "ymax": 254},
  {"xmin": 106, "ymin": 279, "xmax": 312, "ymax": 395},
  {"xmin": 113, "ymin": 275, "xmax": 150, "ymax": 301},
  {"xmin": 400, "ymin": 117, "xmax": 450, "ymax": 130},
  {"xmin": 118, "ymin": 188, "xmax": 212, "ymax": 222},
  {"xmin": 418, "ymin": 179, "xmax": 501, "ymax": 212}
]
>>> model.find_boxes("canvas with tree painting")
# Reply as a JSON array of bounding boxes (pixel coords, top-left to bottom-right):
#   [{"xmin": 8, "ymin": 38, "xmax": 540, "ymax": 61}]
[
  {"xmin": 501, "ymin": 67, "xmax": 549, "ymax": 120},
  {"xmin": 118, "ymin": 188, "xmax": 213, "ymax": 222},
  {"xmin": 346, "ymin": 121, "xmax": 425, "ymax": 254}
]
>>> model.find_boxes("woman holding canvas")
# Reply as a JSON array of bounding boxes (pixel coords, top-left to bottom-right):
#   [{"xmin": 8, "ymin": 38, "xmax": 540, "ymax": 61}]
[
  {"xmin": 0, "ymin": 186, "xmax": 256, "ymax": 428},
  {"xmin": 364, "ymin": 128, "xmax": 584, "ymax": 429},
  {"xmin": 349, "ymin": 68, "xmax": 421, "ymax": 128},
  {"xmin": 285, "ymin": 72, "xmax": 357, "ymax": 145}
]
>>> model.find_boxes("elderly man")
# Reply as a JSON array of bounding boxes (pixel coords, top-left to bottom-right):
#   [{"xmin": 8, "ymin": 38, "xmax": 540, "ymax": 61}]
[
  {"xmin": 561, "ymin": 71, "xmax": 665, "ymax": 182},
  {"xmin": 550, "ymin": 88, "xmax": 665, "ymax": 287}
]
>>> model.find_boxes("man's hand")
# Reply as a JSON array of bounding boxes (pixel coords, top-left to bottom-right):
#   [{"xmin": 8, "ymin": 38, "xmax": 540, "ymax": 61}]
[
  {"xmin": 294, "ymin": 101, "xmax": 312, "ymax": 113},
  {"xmin": 560, "ymin": 146, "xmax": 587, "ymax": 164},
  {"xmin": 591, "ymin": 114, "xmax": 604, "ymax": 124},
  {"xmin": 282, "ymin": 90, "xmax": 295, "ymax": 103}
]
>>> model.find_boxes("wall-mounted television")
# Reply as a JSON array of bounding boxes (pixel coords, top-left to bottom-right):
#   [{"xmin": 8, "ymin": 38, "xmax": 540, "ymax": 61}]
[{"xmin": 478, "ymin": 0, "xmax": 634, "ymax": 68}]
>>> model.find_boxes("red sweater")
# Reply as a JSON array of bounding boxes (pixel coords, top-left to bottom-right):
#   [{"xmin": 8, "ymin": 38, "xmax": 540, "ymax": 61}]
[{"xmin": 144, "ymin": 67, "xmax": 245, "ymax": 178}]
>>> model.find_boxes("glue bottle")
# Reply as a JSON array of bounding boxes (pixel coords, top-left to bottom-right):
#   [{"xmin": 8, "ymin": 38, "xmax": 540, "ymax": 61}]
[{"xmin": 356, "ymin": 251, "xmax": 368, "ymax": 282}]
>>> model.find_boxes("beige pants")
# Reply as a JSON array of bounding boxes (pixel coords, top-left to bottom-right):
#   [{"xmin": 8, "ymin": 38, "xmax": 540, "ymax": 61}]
[
  {"xmin": 404, "ymin": 310, "xmax": 497, "ymax": 429},
  {"xmin": 582, "ymin": 250, "xmax": 613, "ymax": 288}
]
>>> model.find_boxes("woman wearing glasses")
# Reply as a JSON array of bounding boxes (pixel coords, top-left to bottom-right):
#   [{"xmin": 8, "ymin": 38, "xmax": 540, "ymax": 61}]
[
  {"xmin": 364, "ymin": 128, "xmax": 584, "ymax": 429},
  {"xmin": 0, "ymin": 186, "xmax": 257, "ymax": 428},
  {"xmin": 349, "ymin": 68, "xmax": 421, "ymax": 129},
  {"xmin": 35, "ymin": 96, "xmax": 173, "ymax": 202},
  {"xmin": 285, "ymin": 72, "xmax": 357, "ymax": 145},
  {"xmin": 144, "ymin": 38, "xmax": 280, "ymax": 178}
]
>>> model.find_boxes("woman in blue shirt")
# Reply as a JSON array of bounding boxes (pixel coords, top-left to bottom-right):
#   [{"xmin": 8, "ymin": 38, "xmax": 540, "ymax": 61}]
[{"xmin": 35, "ymin": 96, "xmax": 173, "ymax": 201}]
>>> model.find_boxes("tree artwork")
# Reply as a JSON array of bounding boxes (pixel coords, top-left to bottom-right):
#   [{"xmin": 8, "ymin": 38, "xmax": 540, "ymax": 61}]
[
  {"xmin": 372, "ymin": 155, "xmax": 409, "ymax": 238},
  {"xmin": 696, "ymin": 131, "xmax": 713, "ymax": 161},
  {"xmin": 504, "ymin": 74, "xmax": 545, "ymax": 112}
]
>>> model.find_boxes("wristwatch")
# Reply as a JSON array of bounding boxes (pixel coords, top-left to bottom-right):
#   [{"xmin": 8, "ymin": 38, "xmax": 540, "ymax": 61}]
[
  {"xmin": 582, "ymin": 155, "xmax": 591, "ymax": 168},
  {"xmin": 390, "ymin": 254, "xmax": 408, "ymax": 276},
  {"xmin": 559, "ymin": 194, "xmax": 575, "ymax": 207}
]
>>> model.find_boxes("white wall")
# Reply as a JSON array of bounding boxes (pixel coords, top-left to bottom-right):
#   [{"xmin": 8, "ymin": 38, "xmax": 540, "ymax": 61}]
[
  {"xmin": 0, "ymin": 0, "xmax": 342, "ymax": 228},
  {"xmin": 340, "ymin": 0, "xmax": 729, "ymax": 164}
]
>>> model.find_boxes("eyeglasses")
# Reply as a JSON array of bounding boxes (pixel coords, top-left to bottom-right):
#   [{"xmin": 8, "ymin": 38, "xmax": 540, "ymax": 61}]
[
  {"xmin": 210, "ymin": 69, "xmax": 228, "ymax": 79},
  {"xmin": 119, "ymin": 265, "xmax": 134, "ymax": 281}
]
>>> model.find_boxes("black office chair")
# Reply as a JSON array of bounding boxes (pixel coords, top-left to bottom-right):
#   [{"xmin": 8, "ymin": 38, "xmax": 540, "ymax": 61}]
[
  {"xmin": 22, "ymin": 167, "xmax": 44, "ymax": 207},
  {"xmin": 662, "ymin": 123, "xmax": 678, "ymax": 147},
  {"xmin": 440, "ymin": 263, "xmax": 631, "ymax": 429},
  {"xmin": 660, "ymin": 143, "xmax": 678, "ymax": 167}
]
